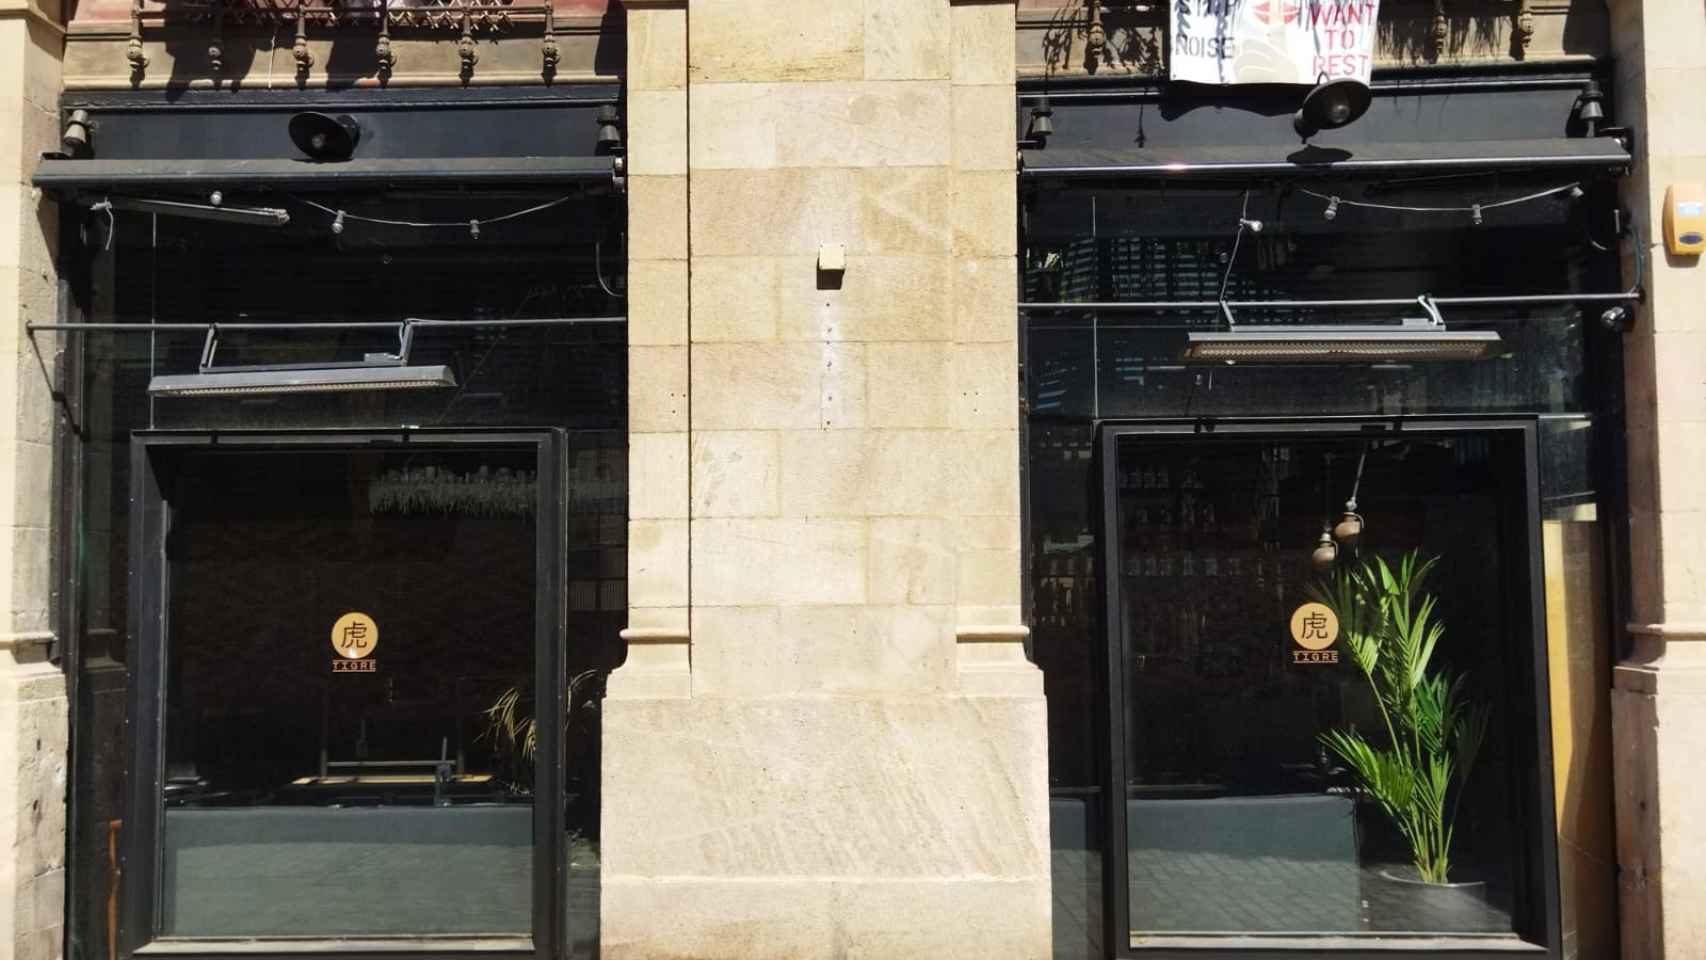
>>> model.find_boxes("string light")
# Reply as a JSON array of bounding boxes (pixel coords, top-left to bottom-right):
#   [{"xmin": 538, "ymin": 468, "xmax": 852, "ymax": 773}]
[
  {"xmin": 290, "ymin": 194, "xmax": 577, "ymax": 237},
  {"xmin": 1301, "ymin": 181, "xmax": 1584, "ymax": 222}
]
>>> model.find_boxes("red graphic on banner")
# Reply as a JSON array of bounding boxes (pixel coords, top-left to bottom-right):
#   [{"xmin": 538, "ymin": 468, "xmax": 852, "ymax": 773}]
[{"xmin": 1253, "ymin": 0, "xmax": 1302, "ymax": 25}]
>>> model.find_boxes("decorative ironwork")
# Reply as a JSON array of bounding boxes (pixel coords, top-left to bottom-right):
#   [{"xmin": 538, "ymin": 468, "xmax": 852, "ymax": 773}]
[
  {"xmin": 127, "ymin": 0, "xmax": 150, "ymax": 76},
  {"xmin": 292, "ymin": 9, "xmax": 313, "ymax": 76},
  {"xmin": 123, "ymin": 0, "xmax": 559, "ymax": 81},
  {"xmin": 540, "ymin": 0, "xmax": 557, "ymax": 76},
  {"xmin": 1084, "ymin": 0, "xmax": 1107, "ymax": 71},
  {"xmin": 376, "ymin": 1, "xmax": 397, "ymax": 79},
  {"xmin": 458, "ymin": 9, "xmax": 478, "ymax": 79}
]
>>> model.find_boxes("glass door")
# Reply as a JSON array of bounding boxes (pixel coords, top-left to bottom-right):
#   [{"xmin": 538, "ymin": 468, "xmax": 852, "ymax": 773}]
[
  {"xmin": 1100, "ymin": 421, "xmax": 1559, "ymax": 956},
  {"xmin": 124, "ymin": 431, "xmax": 566, "ymax": 955}
]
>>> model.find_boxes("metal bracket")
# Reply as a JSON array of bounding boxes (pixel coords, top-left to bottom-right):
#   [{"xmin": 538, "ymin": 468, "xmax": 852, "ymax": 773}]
[
  {"xmin": 1416, "ymin": 295, "xmax": 1445, "ymax": 327},
  {"xmin": 197, "ymin": 321, "xmax": 413, "ymax": 375}
]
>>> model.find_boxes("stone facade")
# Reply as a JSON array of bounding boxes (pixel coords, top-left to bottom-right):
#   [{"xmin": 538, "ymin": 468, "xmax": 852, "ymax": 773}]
[
  {"xmin": 0, "ymin": 1, "xmax": 67, "ymax": 959},
  {"xmin": 602, "ymin": 2, "xmax": 1050, "ymax": 956},
  {"xmin": 0, "ymin": 0, "xmax": 1702, "ymax": 958}
]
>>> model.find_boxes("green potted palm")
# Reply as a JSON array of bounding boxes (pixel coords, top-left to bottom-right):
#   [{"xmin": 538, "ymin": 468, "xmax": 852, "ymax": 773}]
[{"xmin": 1311, "ymin": 551, "xmax": 1492, "ymax": 929}]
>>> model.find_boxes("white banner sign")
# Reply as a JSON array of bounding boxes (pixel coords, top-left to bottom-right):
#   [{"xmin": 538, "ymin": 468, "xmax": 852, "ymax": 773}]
[{"xmin": 1169, "ymin": 0, "xmax": 1381, "ymax": 86}]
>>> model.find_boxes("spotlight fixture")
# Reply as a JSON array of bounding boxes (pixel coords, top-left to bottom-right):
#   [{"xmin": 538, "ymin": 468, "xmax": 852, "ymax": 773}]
[
  {"xmin": 1574, "ymin": 80, "xmax": 1605, "ymax": 136},
  {"xmin": 1599, "ymin": 304, "xmax": 1633, "ymax": 332},
  {"xmin": 288, "ymin": 112, "xmax": 361, "ymax": 162},
  {"xmin": 1027, "ymin": 97, "xmax": 1055, "ymax": 142},
  {"xmin": 1293, "ymin": 78, "xmax": 1373, "ymax": 140},
  {"xmin": 61, "ymin": 109, "xmax": 92, "ymax": 156},
  {"xmin": 596, "ymin": 105, "xmax": 623, "ymax": 153}
]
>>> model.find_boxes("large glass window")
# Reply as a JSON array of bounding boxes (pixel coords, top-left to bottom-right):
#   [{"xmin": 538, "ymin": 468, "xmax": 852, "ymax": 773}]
[
  {"xmin": 1023, "ymin": 170, "xmax": 1623, "ymax": 959},
  {"xmin": 1111, "ymin": 430, "xmax": 1540, "ymax": 943},
  {"xmin": 67, "ymin": 188, "xmax": 625, "ymax": 959},
  {"xmin": 159, "ymin": 445, "xmax": 542, "ymax": 937}
]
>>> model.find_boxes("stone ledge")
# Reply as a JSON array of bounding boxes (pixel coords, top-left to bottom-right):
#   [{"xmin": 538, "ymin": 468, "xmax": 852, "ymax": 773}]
[
  {"xmin": 955, "ymin": 624, "xmax": 1042, "ymax": 697},
  {"xmin": 0, "ymin": 630, "xmax": 55, "ymax": 666},
  {"xmin": 1614, "ymin": 628, "xmax": 1706, "ymax": 695},
  {"xmin": 618, "ymin": 627, "xmax": 691, "ymax": 642},
  {"xmin": 600, "ymin": 875, "xmax": 1050, "ymax": 960},
  {"xmin": 954, "ymin": 623, "xmax": 1028, "ymax": 642},
  {"xmin": 608, "ymin": 627, "xmax": 691, "ymax": 700}
]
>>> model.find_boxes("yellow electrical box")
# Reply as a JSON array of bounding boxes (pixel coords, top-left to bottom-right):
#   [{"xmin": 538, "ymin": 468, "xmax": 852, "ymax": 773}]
[{"xmin": 1663, "ymin": 183, "xmax": 1706, "ymax": 257}]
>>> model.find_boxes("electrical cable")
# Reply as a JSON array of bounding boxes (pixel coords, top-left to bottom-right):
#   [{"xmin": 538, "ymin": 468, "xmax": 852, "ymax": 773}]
[
  {"xmin": 1347, "ymin": 449, "xmax": 1366, "ymax": 510},
  {"xmin": 90, "ymin": 200, "xmax": 115, "ymax": 251},
  {"xmin": 1219, "ymin": 187, "xmax": 1251, "ymax": 303}
]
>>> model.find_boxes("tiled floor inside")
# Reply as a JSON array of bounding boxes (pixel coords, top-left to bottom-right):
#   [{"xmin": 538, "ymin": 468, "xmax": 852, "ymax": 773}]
[{"xmin": 1052, "ymin": 848, "xmax": 1514, "ymax": 959}]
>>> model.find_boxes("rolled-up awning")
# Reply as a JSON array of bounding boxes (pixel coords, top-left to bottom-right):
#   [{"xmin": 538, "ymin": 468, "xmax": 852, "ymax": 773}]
[
  {"xmin": 32, "ymin": 155, "xmax": 617, "ymax": 193},
  {"xmin": 1020, "ymin": 137, "xmax": 1632, "ymax": 179}
]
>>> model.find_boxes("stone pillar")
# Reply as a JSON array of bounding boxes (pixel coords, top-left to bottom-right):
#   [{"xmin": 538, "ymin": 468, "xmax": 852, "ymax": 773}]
[
  {"xmin": 0, "ymin": 0, "xmax": 66, "ymax": 958},
  {"xmin": 614, "ymin": 0, "xmax": 693, "ymax": 700},
  {"xmin": 1606, "ymin": 1, "xmax": 1706, "ymax": 957},
  {"xmin": 604, "ymin": 1, "xmax": 1049, "ymax": 956}
]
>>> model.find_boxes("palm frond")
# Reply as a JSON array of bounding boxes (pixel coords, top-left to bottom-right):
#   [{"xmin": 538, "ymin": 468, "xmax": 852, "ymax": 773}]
[{"xmin": 1312, "ymin": 549, "xmax": 1486, "ymax": 886}]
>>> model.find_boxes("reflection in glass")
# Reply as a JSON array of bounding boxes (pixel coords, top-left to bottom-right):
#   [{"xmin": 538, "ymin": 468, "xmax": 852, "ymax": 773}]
[
  {"xmin": 1022, "ymin": 177, "xmax": 1619, "ymax": 420},
  {"xmin": 1116, "ymin": 434, "xmax": 1527, "ymax": 941},
  {"xmin": 1028, "ymin": 423, "xmax": 1105, "ymax": 960},
  {"xmin": 161, "ymin": 448, "xmax": 538, "ymax": 937}
]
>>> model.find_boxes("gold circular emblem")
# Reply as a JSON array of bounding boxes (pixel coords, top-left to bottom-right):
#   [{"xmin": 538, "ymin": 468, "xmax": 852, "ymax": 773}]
[
  {"xmin": 331, "ymin": 612, "xmax": 379, "ymax": 659},
  {"xmin": 1289, "ymin": 602, "xmax": 1340, "ymax": 651}
]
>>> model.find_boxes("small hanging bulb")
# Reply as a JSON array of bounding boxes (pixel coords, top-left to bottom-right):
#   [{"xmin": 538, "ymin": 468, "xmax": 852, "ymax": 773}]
[
  {"xmin": 1311, "ymin": 527, "xmax": 1339, "ymax": 573},
  {"xmin": 1333, "ymin": 498, "xmax": 1364, "ymax": 546},
  {"xmin": 469, "ymin": 219, "xmax": 481, "ymax": 240},
  {"xmin": 209, "ymin": 190, "xmax": 223, "ymax": 207},
  {"xmin": 1569, "ymin": 185, "xmax": 1585, "ymax": 200},
  {"xmin": 331, "ymin": 210, "xmax": 346, "ymax": 235},
  {"xmin": 1324, "ymin": 196, "xmax": 1340, "ymax": 221},
  {"xmin": 1471, "ymin": 204, "xmax": 1484, "ymax": 226}
]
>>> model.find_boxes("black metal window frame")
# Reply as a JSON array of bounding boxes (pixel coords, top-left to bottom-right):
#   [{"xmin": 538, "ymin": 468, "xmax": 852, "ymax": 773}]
[
  {"xmin": 1095, "ymin": 416, "xmax": 1561, "ymax": 960},
  {"xmin": 122, "ymin": 428, "xmax": 569, "ymax": 960}
]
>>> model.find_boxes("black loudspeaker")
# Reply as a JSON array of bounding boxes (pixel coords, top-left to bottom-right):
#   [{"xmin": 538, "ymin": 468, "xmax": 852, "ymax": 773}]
[
  {"xmin": 288, "ymin": 112, "xmax": 362, "ymax": 162},
  {"xmin": 1292, "ymin": 79, "xmax": 1372, "ymax": 140}
]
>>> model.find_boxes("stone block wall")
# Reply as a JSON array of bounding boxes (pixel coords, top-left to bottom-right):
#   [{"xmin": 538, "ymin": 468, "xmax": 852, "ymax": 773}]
[
  {"xmin": 1607, "ymin": 1, "xmax": 1706, "ymax": 957},
  {"xmin": 605, "ymin": 2, "xmax": 1050, "ymax": 956},
  {"xmin": 0, "ymin": 2, "xmax": 68, "ymax": 959}
]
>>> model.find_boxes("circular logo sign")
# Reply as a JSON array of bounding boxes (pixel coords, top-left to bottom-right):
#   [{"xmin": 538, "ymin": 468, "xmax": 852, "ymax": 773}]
[
  {"xmin": 331, "ymin": 612, "xmax": 379, "ymax": 659},
  {"xmin": 1289, "ymin": 602, "xmax": 1339, "ymax": 651}
]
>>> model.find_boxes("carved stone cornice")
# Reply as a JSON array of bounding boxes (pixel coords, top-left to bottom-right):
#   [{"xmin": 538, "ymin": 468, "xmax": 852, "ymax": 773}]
[{"xmin": 0, "ymin": 0, "xmax": 67, "ymax": 34}]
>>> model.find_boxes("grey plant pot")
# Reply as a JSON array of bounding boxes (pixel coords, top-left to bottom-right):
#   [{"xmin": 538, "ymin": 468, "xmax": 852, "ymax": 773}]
[{"xmin": 1363, "ymin": 866, "xmax": 1494, "ymax": 933}]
